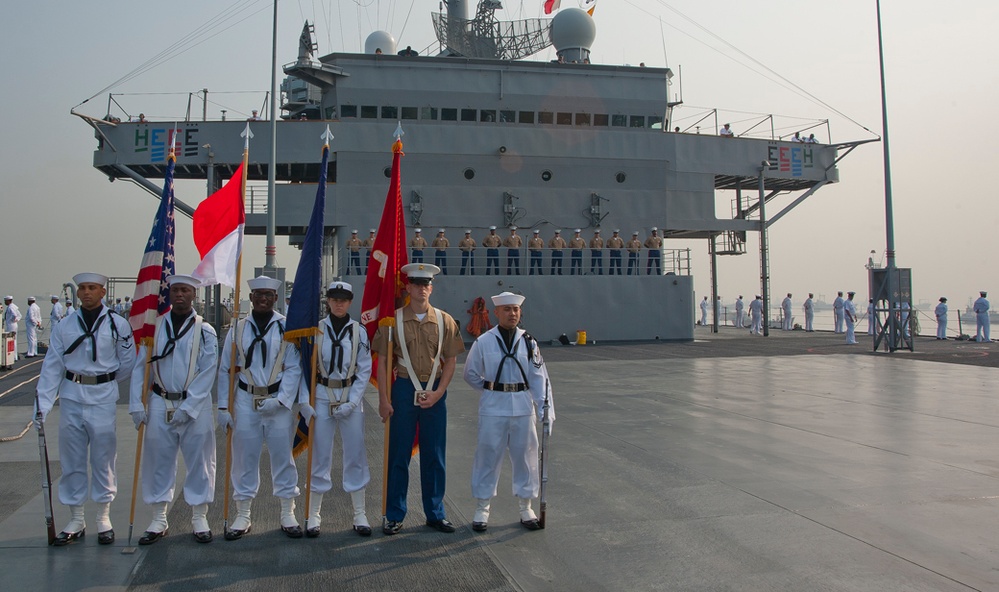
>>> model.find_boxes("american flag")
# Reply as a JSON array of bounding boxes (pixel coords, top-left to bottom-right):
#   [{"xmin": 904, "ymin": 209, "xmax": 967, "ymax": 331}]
[{"xmin": 129, "ymin": 151, "xmax": 177, "ymax": 345}]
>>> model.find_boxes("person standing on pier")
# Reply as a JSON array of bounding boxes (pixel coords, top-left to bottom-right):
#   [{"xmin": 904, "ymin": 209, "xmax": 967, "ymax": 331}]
[
  {"xmin": 974, "ymin": 291, "xmax": 990, "ymax": 342},
  {"xmin": 781, "ymin": 294, "xmax": 793, "ymax": 331},
  {"xmin": 459, "ymin": 230, "xmax": 477, "ymax": 275},
  {"xmin": 803, "ymin": 293, "xmax": 815, "ymax": 332},
  {"xmin": 844, "ymin": 292, "xmax": 858, "ymax": 344},
  {"xmin": 3, "ymin": 295, "xmax": 21, "ymax": 362},
  {"xmin": 25, "ymin": 296, "xmax": 42, "ymax": 357},
  {"xmin": 35, "ymin": 272, "xmax": 136, "ymax": 546},
  {"xmin": 463, "ymin": 291, "xmax": 555, "ymax": 532},
  {"xmin": 867, "ymin": 299, "xmax": 876, "ymax": 335},
  {"xmin": 749, "ymin": 295, "xmax": 763, "ymax": 335},
  {"xmin": 49, "ymin": 295, "xmax": 65, "ymax": 334},
  {"xmin": 734, "ymin": 295, "xmax": 745, "ymax": 328},
  {"xmin": 374, "ymin": 263, "xmax": 465, "ymax": 535},
  {"xmin": 549, "ymin": 230, "xmax": 566, "ymax": 275},
  {"xmin": 483, "ymin": 226, "xmax": 501, "ymax": 275},
  {"xmin": 833, "ymin": 292, "xmax": 845, "ymax": 333},
  {"xmin": 129, "ymin": 274, "xmax": 218, "ymax": 544},
  {"xmin": 699, "ymin": 297, "xmax": 709, "ymax": 326},
  {"xmin": 935, "ymin": 297, "xmax": 948, "ymax": 340}
]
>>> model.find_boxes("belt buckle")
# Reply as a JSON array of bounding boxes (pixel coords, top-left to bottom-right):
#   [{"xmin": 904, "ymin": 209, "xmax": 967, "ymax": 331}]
[
  {"xmin": 71, "ymin": 373, "xmax": 83, "ymax": 384},
  {"xmin": 419, "ymin": 374, "xmax": 430, "ymax": 383},
  {"xmin": 504, "ymin": 384, "xmax": 517, "ymax": 392}
]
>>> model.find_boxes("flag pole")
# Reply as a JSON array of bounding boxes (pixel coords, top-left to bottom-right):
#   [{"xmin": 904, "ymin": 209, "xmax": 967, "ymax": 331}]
[
  {"xmin": 380, "ymin": 322, "xmax": 395, "ymax": 525},
  {"xmin": 223, "ymin": 125, "xmax": 251, "ymax": 535},
  {"xmin": 303, "ymin": 338, "xmax": 318, "ymax": 528},
  {"xmin": 124, "ymin": 346, "xmax": 154, "ymax": 553}
]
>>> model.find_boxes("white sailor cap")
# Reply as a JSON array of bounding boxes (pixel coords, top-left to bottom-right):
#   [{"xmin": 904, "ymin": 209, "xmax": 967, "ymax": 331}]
[
  {"xmin": 351, "ymin": 229, "xmax": 358, "ymax": 234},
  {"xmin": 167, "ymin": 274, "xmax": 202, "ymax": 288},
  {"xmin": 401, "ymin": 263, "xmax": 441, "ymax": 285},
  {"xmin": 326, "ymin": 280, "xmax": 353, "ymax": 299},
  {"xmin": 415, "ymin": 228, "xmax": 422, "ymax": 233},
  {"xmin": 50, "ymin": 295, "xmax": 59, "ymax": 300},
  {"xmin": 574, "ymin": 228, "xmax": 581, "ymax": 233},
  {"xmin": 489, "ymin": 225, "xmax": 496, "ymax": 230},
  {"xmin": 533, "ymin": 229, "xmax": 540, "ymax": 233},
  {"xmin": 27, "ymin": 296, "xmax": 36, "ymax": 302},
  {"xmin": 247, "ymin": 276, "xmax": 282, "ymax": 292},
  {"xmin": 3, "ymin": 295, "xmax": 12, "ymax": 301},
  {"xmin": 491, "ymin": 291, "xmax": 525, "ymax": 307},
  {"xmin": 438, "ymin": 228, "xmax": 446, "ymax": 233},
  {"xmin": 464, "ymin": 229, "xmax": 471, "ymax": 234},
  {"xmin": 73, "ymin": 272, "xmax": 108, "ymax": 287}
]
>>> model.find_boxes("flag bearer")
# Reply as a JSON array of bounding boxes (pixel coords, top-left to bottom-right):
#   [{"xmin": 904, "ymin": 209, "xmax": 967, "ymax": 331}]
[
  {"xmin": 129, "ymin": 274, "xmax": 218, "ymax": 544},
  {"xmin": 463, "ymin": 292, "xmax": 555, "ymax": 532},
  {"xmin": 297, "ymin": 281, "xmax": 373, "ymax": 538},
  {"xmin": 217, "ymin": 276, "xmax": 304, "ymax": 540},
  {"xmin": 35, "ymin": 272, "xmax": 136, "ymax": 546}
]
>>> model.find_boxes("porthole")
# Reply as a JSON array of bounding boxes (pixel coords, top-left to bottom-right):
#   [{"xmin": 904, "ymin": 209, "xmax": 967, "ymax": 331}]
[
  {"xmin": 541, "ymin": 170, "xmax": 552, "ymax": 182},
  {"xmin": 464, "ymin": 168, "xmax": 475, "ymax": 180},
  {"xmin": 615, "ymin": 172, "xmax": 626, "ymax": 183},
  {"xmin": 383, "ymin": 167, "xmax": 391, "ymax": 178}
]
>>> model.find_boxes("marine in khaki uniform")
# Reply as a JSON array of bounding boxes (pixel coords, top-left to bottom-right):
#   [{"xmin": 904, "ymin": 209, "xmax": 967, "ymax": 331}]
[
  {"xmin": 503, "ymin": 226, "xmax": 522, "ymax": 275},
  {"xmin": 606, "ymin": 230, "xmax": 624, "ymax": 275},
  {"xmin": 362, "ymin": 229, "xmax": 376, "ymax": 274},
  {"xmin": 482, "ymin": 226, "xmax": 501, "ymax": 275},
  {"xmin": 589, "ymin": 230, "xmax": 604, "ymax": 275},
  {"xmin": 432, "ymin": 229, "xmax": 450, "ymax": 274},
  {"xmin": 373, "ymin": 263, "xmax": 465, "ymax": 535},
  {"xmin": 459, "ymin": 230, "xmax": 477, "ymax": 275},
  {"xmin": 409, "ymin": 229, "xmax": 428, "ymax": 263},
  {"xmin": 345, "ymin": 230, "xmax": 363, "ymax": 276},
  {"xmin": 548, "ymin": 230, "xmax": 567, "ymax": 275},
  {"xmin": 527, "ymin": 230, "xmax": 544, "ymax": 275},
  {"xmin": 568, "ymin": 229, "xmax": 586, "ymax": 275},
  {"xmin": 644, "ymin": 227, "xmax": 663, "ymax": 275},
  {"xmin": 626, "ymin": 232, "xmax": 642, "ymax": 275}
]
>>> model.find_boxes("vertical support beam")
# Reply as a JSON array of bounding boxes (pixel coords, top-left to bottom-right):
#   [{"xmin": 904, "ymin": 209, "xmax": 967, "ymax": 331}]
[
  {"xmin": 265, "ymin": 0, "xmax": 279, "ymax": 271},
  {"xmin": 759, "ymin": 164, "xmax": 770, "ymax": 337},
  {"xmin": 710, "ymin": 234, "xmax": 719, "ymax": 333}
]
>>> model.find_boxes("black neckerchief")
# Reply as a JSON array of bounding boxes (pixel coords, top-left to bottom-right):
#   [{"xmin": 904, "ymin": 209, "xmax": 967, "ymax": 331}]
[
  {"xmin": 65, "ymin": 306, "xmax": 106, "ymax": 362},
  {"xmin": 493, "ymin": 326, "xmax": 528, "ymax": 385},
  {"xmin": 245, "ymin": 310, "xmax": 276, "ymax": 367},
  {"xmin": 498, "ymin": 326, "xmax": 517, "ymax": 351},
  {"xmin": 326, "ymin": 314, "xmax": 351, "ymax": 375},
  {"xmin": 149, "ymin": 310, "xmax": 196, "ymax": 363},
  {"xmin": 80, "ymin": 306, "xmax": 102, "ymax": 332}
]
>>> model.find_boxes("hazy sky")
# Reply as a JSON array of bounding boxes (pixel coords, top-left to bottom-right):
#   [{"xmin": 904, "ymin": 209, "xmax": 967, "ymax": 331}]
[{"xmin": 1, "ymin": 1, "xmax": 996, "ymax": 316}]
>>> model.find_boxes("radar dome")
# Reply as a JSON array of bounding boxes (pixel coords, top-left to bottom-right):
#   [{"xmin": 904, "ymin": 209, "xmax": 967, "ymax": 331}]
[
  {"xmin": 365, "ymin": 31, "xmax": 397, "ymax": 55},
  {"xmin": 550, "ymin": 8, "xmax": 596, "ymax": 53}
]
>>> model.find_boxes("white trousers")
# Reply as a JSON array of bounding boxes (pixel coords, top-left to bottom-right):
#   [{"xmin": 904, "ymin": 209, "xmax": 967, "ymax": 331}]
[
  {"xmin": 230, "ymin": 392, "xmax": 300, "ymax": 500},
  {"xmin": 58, "ymin": 399, "xmax": 117, "ymax": 506},
  {"xmin": 141, "ymin": 396, "xmax": 216, "ymax": 505},
  {"xmin": 976, "ymin": 314, "xmax": 991, "ymax": 342},
  {"xmin": 868, "ymin": 314, "xmax": 876, "ymax": 335},
  {"xmin": 834, "ymin": 310, "xmax": 844, "ymax": 333},
  {"xmin": 936, "ymin": 318, "xmax": 947, "ymax": 339},
  {"xmin": 750, "ymin": 312, "xmax": 762, "ymax": 335},
  {"xmin": 804, "ymin": 311, "xmax": 814, "ymax": 331},
  {"xmin": 471, "ymin": 415, "xmax": 539, "ymax": 500},
  {"xmin": 782, "ymin": 310, "xmax": 792, "ymax": 330},
  {"xmin": 307, "ymin": 400, "xmax": 370, "ymax": 494},
  {"xmin": 26, "ymin": 324, "xmax": 38, "ymax": 356},
  {"xmin": 734, "ymin": 311, "xmax": 744, "ymax": 328},
  {"xmin": 845, "ymin": 319, "xmax": 857, "ymax": 344}
]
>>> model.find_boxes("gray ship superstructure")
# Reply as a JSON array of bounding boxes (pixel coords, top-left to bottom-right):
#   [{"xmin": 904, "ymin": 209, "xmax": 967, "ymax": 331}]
[{"xmin": 80, "ymin": 3, "xmax": 853, "ymax": 342}]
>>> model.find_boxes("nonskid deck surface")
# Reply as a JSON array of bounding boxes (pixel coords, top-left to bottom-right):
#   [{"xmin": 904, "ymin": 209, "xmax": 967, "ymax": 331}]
[{"xmin": 0, "ymin": 330, "xmax": 995, "ymax": 591}]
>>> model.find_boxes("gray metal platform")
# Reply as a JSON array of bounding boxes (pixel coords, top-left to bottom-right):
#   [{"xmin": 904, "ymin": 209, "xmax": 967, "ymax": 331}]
[{"xmin": 0, "ymin": 329, "xmax": 996, "ymax": 591}]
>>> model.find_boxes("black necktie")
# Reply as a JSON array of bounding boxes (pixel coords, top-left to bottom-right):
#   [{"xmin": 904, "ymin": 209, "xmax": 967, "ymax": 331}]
[
  {"xmin": 65, "ymin": 315, "xmax": 107, "ymax": 362},
  {"xmin": 150, "ymin": 317, "xmax": 195, "ymax": 363},
  {"xmin": 244, "ymin": 320, "xmax": 271, "ymax": 368}
]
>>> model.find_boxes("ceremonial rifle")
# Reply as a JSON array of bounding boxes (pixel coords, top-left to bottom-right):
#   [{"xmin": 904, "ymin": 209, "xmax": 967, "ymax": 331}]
[
  {"xmin": 35, "ymin": 405, "xmax": 56, "ymax": 545},
  {"xmin": 538, "ymin": 378, "xmax": 551, "ymax": 529}
]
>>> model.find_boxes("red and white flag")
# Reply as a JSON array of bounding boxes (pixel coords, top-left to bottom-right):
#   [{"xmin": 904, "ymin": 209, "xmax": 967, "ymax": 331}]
[
  {"xmin": 191, "ymin": 163, "xmax": 245, "ymax": 288},
  {"xmin": 544, "ymin": 0, "xmax": 561, "ymax": 14}
]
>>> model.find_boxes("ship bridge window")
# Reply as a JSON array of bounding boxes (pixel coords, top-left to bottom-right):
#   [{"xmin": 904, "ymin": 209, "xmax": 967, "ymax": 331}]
[
  {"xmin": 629, "ymin": 115, "xmax": 646, "ymax": 128},
  {"xmin": 539, "ymin": 111, "xmax": 554, "ymax": 124},
  {"xmin": 401, "ymin": 107, "xmax": 418, "ymax": 120},
  {"xmin": 381, "ymin": 106, "xmax": 398, "ymax": 119},
  {"xmin": 421, "ymin": 107, "xmax": 438, "ymax": 120},
  {"xmin": 461, "ymin": 109, "xmax": 477, "ymax": 122},
  {"xmin": 340, "ymin": 105, "xmax": 358, "ymax": 118},
  {"xmin": 575, "ymin": 113, "xmax": 591, "ymax": 126},
  {"xmin": 480, "ymin": 110, "xmax": 496, "ymax": 122},
  {"xmin": 518, "ymin": 111, "xmax": 535, "ymax": 124},
  {"xmin": 500, "ymin": 110, "xmax": 515, "ymax": 123},
  {"xmin": 361, "ymin": 106, "xmax": 378, "ymax": 119},
  {"xmin": 557, "ymin": 112, "xmax": 572, "ymax": 125},
  {"xmin": 611, "ymin": 114, "xmax": 627, "ymax": 127},
  {"xmin": 648, "ymin": 115, "xmax": 663, "ymax": 128},
  {"xmin": 593, "ymin": 114, "xmax": 609, "ymax": 126},
  {"xmin": 441, "ymin": 108, "xmax": 458, "ymax": 121}
]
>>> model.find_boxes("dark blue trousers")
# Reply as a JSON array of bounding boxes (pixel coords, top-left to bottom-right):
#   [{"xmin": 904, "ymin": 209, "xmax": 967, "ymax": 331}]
[{"xmin": 385, "ymin": 378, "xmax": 447, "ymax": 523}]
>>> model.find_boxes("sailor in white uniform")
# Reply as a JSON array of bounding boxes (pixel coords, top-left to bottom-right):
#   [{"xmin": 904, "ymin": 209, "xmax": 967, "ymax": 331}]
[
  {"xmin": 297, "ymin": 281, "xmax": 373, "ymax": 538},
  {"xmin": 50, "ymin": 295, "xmax": 65, "ymax": 334},
  {"xmin": 833, "ymin": 292, "xmax": 845, "ymax": 333},
  {"xmin": 463, "ymin": 292, "xmax": 555, "ymax": 532},
  {"xmin": 734, "ymin": 296, "xmax": 745, "ymax": 328},
  {"xmin": 217, "ymin": 276, "xmax": 303, "ymax": 540},
  {"xmin": 25, "ymin": 296, "xmax": 42, "ymax": 357},
  {"xmin": 749, "ymin": 296, "xmax": 763, "ymax": 335},
  {"xmin": 802, "ymin": 293, "xmax": 815, "ymax": 332},
  {"xmin": 781, "ymin": 293, "xmax": 793, "ymax": 330},
  {"xmin": 935, "ymin": 297, "xmax": 948, "ymax": 340},
  {"xmin": 867, "ymin": 299, "xmax": 876, "ymax": 335},
  {"xmin": 35, "ymin": 272, "xmax": 136, "ymax": 546},
  {"xmin": 974, "ymin": 291, "xmax": 990, "ymax": 342},
  {"xmin": 699, "ymin": 297, "xmax": 708, "ymax": 326},
  {"xmin": 129, "ymin": 274, "xmax": 218, "ymax": 544},
  {"xmin": 3, "ymin": 295, "xmax": 21, "ymax": 361},
  {"xmin": 844, "ymin": 292, "xmax": 858, "ymax": 344}
]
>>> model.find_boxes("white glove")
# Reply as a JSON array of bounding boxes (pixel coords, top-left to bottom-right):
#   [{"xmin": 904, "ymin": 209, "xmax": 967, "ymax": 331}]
[
  {"xmin": 258, "ymin": 398, "xmax": 282, "ymax": 416},
  {"xmin": 216, "ymin": 409, "xmax": 233, "ymax": 432},
  {"xmin": 299, "ymin": 402, "xmax": 316, "ymax": 423},
  {"xmin": 130, "ymin": 410, "xmax": 147, "ymax": 430},
  {"xmin": 332, "ymin": 401, "xmax": 356, "ymax": 419},
  {"xmin": 170, "ymin": 409, "xmax": 191, "ymax": 425},
  {"xmin": 33, "ymin": 410, "xmax": 47, "ymax": 431}
]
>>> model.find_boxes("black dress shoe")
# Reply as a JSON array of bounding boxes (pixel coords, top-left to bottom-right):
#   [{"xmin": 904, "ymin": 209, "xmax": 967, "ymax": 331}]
[
  {"xmin": 471, "ymin": 522, "xmax": 487, "ymax": 532},
  {"xmin": 281, "ymin": 525, "xmax": 304, "ymax": 538},
  {"xmin": 426, "ymin": 519, "xmax": 456, "ymax": 533},
  {"xmin": 98, "ymin": 529, "xmax": 115, "ymax": 545},
  {"xmin": 306, "ymin": 526, "xmax": 320, "ymax": 538},
  {"xmin": 138, "ymin": 529, "xmax": 167, "ymax": 545},
  {"xmin": 193, "ymin": 530, "xmax": 213, "ymax": 543},
  {"xmin": 353, "ymin": 524, "xmax": 372, "ymax": 537},
  {"xmin": 520, "ymin": 519, "xmax": 541, "ymax": 531},
  {"xmin": 224, "ymin": 525, "xmax": 251, "ymax": 540},
  {"xmin": 53, "ymin": 529, "xmax": 85, "ymax": 546},
  {"xmin": 382, "ymin": 520, "xmax": 403, "ymax": 535}
]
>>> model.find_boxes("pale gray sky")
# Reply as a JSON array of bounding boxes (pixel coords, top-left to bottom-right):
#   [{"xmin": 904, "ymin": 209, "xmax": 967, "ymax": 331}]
[{"xmin": 1, "ymin": 1, "xmax": 996, "ymax": 314}]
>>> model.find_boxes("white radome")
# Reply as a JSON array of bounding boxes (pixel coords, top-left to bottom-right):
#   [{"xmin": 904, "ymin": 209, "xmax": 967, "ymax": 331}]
[
  {"xmin": 365, "ymin": 30, "xmax": 397, "ymax": 55},
  {"xmin": 550, "ymin": 8, "xmax": 596, "ymax": 52}
]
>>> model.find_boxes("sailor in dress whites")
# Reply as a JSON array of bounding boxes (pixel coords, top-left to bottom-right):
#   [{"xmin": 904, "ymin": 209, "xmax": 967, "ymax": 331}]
[
  {"xmin": 35, "ymin": 272, "xmax": 136, "ymax": 546},
  {"xmin": 297, "ymin": 281, "xmax": 373, "ymax": 538},
  {"xmin": 781, "ymin": 293, "xmax": 793, "ymax": 330},
  {"xmin": 832, "ymin": 292, "xmax": 845, "ymax": 333},
  {"xmin": 373, "ymin": 263, "xmax": 465, "ymax": 535},
  {"xmin": 568, "ymin": 229, "xmax": 585, "ymax": 275},
  {"xmin": 459, "ymin": 230, "xmax": 477, "ymax": 275},
  {"xmin": 217, "ymin": 276, "xmax": 304, "ymax": 540},
  {"xmin": 734, "ymin": 295, "xmax": 745, "ymax": 328},
  {"xmin": 699, "ymin": 297, "xmax": 709, "ymax": 326},
  {"xmin": 935, "ymin": 297, "xmax": 948, "ymax": 340},
  {"xmin": 528, "ymin": 230, "xmax": 544, "ymax": 275},
  {"xmin": 345, "ymin": 230, "xmax": 363, "ymax": 276},
  {"xmin": 867, "ymin": 299, "xmax": 876, "ymax": 335},
  {"xmin": 749, "ymin": 295, "xmax": 763, "ymax": 335},
  {"xmin": 463, "ymin": 292, "xmax": 554, "ymax": 532},
  {"xmin": 844, "ymin": 292, "xmax": 858, "ymax": 344},
  {"xmin": 25, "ymin": 296, "xmax": 42, "ymax": 357},
  {"xmin": 802, "ymin": 293, "xmax": 815, "ymax": 332},
  {"xmin": 50, "ymin": 295, "xmax": 65, "ymax": 335},
  {"xmin": 129, "ymin": 274, "xmax": 218, "ymax": 544},
  {"xmin": 482, "ymin": 226, "xmax": 501, "ymax": 275},
  {"xmin": 548, "ymin": 230, "xmax": 567, "ymax": 275},
  {"xmin": 65, "ymin": 299, "xmax": 75, "ymax": 317},
  {"xmin": 3, "ymin": 295, "xmax": 21, "ymax": 362},
  {"xmin": 974, "ymin": 291, "xmax": 990, "ymax": 342},
  {"xmin": 409, "ymin": 228, "xmax": 427, "ymax": 264}
]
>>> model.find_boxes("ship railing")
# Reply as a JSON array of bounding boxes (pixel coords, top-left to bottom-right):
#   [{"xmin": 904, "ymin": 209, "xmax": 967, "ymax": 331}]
[{"xmin": 669, "ymin": 105, "xmax": 832, "ymax": 143}]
